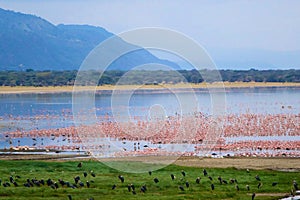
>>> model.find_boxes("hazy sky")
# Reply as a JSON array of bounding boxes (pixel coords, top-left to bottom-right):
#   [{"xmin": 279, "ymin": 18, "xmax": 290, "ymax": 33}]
[{"xmin": 0, "ymin": 0, "xmax": 300, "ymax": 69}]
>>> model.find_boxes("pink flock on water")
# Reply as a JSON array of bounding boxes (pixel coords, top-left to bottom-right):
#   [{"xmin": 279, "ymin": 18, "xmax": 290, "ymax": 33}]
[{"xmin": 3, "ymin": 113, "xmax": 300, "ymax": 158}]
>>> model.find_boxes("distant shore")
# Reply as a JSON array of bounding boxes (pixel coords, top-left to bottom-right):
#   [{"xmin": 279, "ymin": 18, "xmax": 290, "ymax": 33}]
[{"xmin": 0, "ymin": 82, "xmax": 300, "ymax": 94}]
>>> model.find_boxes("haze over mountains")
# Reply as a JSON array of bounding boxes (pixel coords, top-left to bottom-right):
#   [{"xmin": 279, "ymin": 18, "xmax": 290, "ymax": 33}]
[
  {"xmin": 0, "ymin": 8, "xmax": 179, "ymax": 71},
  {"xmin": 0, "ymin": 7, "xmax": 299, "ymax": 71}
]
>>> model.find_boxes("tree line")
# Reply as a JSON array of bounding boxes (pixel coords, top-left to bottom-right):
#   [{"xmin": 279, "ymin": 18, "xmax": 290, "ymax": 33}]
[{"xmin": 0, "ymin": 69, "xmax": 299, "ymax": 87}]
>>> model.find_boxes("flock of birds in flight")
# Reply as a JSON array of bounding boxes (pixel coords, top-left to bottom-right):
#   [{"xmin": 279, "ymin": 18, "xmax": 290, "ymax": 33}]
[{"xmin": 0, "ymin": 162, "xmax": 299, "ymax": 200}]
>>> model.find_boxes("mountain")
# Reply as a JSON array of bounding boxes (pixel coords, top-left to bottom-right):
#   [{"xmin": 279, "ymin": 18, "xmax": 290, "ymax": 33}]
[{"xmin": 0, "ymin": 8, "xmax": 180, "ymax": 71}]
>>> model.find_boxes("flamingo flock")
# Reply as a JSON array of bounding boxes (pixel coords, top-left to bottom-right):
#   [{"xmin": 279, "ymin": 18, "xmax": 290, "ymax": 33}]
[{"xmin": 2, "ymin": 112, "xmax": 299, "ymax": 158}]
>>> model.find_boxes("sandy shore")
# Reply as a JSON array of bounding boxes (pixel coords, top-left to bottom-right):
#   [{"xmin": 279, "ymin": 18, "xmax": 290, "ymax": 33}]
[
  {"xmin": 0, "ymin": 82, "xmax": 300, "ymax": 94},
  {"xmin": 0, "ymin": 154, "xmax": 299, "ymax": 171}
]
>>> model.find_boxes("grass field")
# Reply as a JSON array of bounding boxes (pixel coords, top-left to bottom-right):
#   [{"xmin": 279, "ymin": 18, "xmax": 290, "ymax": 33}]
[{"xmin": 0, "ymin": 159, "xmax": 298, "ymax": 200}]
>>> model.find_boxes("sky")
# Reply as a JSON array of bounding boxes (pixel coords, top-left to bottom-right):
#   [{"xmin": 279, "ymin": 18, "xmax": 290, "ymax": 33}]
[{"xmin": 0, "ymin": 0, "xmax": 300, "ymax": 69}]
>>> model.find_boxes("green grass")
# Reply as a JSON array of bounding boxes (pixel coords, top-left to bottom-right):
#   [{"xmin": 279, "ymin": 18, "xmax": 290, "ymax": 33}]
[{"xmin": 0, "ymin": 160, "xmax": 298, "ymax": 200}]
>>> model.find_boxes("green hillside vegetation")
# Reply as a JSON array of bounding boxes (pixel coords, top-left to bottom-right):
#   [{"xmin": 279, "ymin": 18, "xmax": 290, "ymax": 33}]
[{"xmin": 0, "ymin": 69, "xmax": 299, "ymax": 87}]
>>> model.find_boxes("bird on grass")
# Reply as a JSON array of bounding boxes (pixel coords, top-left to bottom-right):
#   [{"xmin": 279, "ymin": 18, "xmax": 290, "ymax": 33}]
[
  {"xmin": 293, "ymin": 180, "xmax": 299, "ymax": 190},
  {"xmin": 181, "ymin": 170, "xmax": 186, "ymax": 177},
  {"xmin": 208, "ymin": 176, "xmax": 213, "ymax": 181},
  {"xmin": 185, "ymin": 181, "xmax": 190, "ymax": 188},
  {"xmin": 203, "ymin": 169, "xmax": 208, "ymax": 176},
  {"xmin": 217, "ymin": 176, "xmax": 222, "ymax": 184},
  {"xmin": 67, "ymin": 194, "xmax": 72, "ymax": 200},
  {"xmin": 246, "ymin": 184, "xmax": 250, "ymax": 191},
  {"xmin": 77, "ymin": 162, "xmax": 82, "ymax": 168},
  {"xmin": 141, "ymin": 185, "xmax": 147, "ymax": 193},
  {"xmin": 257, "ymin": 182, "xmax": 262, "ymax": 189},
  {"xmin": 154, "ymin": 178, "xmax": 159, "ymax": 183},
  {"xmin": 252, "ymin": 193, "xmax": 256, "ymax": 200},
  {"xmin": 255, "ymin": 175, "xmax": 261, "ymax": 181},
  {"xmin": 127, "ymin": 184, "xmax": 131, "ymax": 192},
  {"xmin": 86, "ymin": 181, "xmax": 90, "ymax": 188},
  {"xmin": 148, "ymin": 171, "xmax": 152, "ymax": 176},
  {"xmin": 179, "ymin": 185, "xmax": 185, "ymax": 191},
  {"xmin": 171, "ymin": 174, "xmax": 175, "ymax": 180},
  {"xmin": 222, "ymin": 180, "xmax": 228, "ymax": 184},
  {"xmin": 83, "ymin": 171, "xmax": 88, "ymax": 178},
  {"xmin": 79, "ymin": 182, "xmax": 84, "ymax": 187},
  {"xmin": 118, "ymin": 175, "xmax": 124, "ymax": 183},
  {"xmin": 272, "ymin": 182, "xmax": 278, "ymax": 186},
  {"xmin": 196, "ymin": 177, "xmax": 201, "ymax": 184},
  {"xmin": 211, "ymin": 183, "xmax": 215, "ymax": 190},
  {"xmin": 74, "ymin": 176, "xmax": 80, "ymax": 184},
  {"xmin": 112, "ymin": 184, "xmax": 116, "ymax": 190},
  {"xmin": 130, "ymin": 184, "xmax": 135, "ymax": 191},
  {"xmin": 235, "ymin": 184, "xmax": 239, "ymax": 191}
]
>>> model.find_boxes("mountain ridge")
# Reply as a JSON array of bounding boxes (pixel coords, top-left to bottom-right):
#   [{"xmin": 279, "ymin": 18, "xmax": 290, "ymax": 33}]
[{"xmin": 0, "ymin": 8, "xmax": 180, "ymax": 71}]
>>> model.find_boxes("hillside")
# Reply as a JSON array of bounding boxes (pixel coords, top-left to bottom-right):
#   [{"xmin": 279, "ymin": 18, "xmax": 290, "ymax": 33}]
[{"xmin": 0, "ymin": 8, "xmax": 179, "ymax": 71}]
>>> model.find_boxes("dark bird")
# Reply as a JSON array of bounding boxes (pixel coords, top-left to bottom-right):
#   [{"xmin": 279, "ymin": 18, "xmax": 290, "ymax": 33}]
[
  {"xmin": 293, "ymin": 180, "xmax": 299, "ymax": 190},
  {"xmin": 83, "ymin": 171, "xmax": 88, "ymax": 177},
  {"xmin": 24, "ymin": 183, "xmax": 30, "ymax": 187},
  {"xmin": 208, "ymin": 176, "xmax": 213, "ymax": 181},
  {"xmin": 79, "ymin": 182, "xmax": 84, "ymax": 187},
  {"xmin": 91, "ymin": 171, "xmax": 96, "ymax": 177},
  {"xmin": 67, "ymin": 194, "xmax": 72, "ymax": 200},
  {"xmin": 252, "ymin": 193, "xmax": 256, "ymax": 200},
  {"xmin": 181, "ymin": 170, "xmax": 186, "ymax": 177},
  {"xmin": 211, "ymin": 183, "xmax": 215, "ymax": 190},
  {"xmin": 230, "ymin": 179, "xmax": 235, "ymax": 184},
  {"xmin": 58, "ymin": 179, "xmax": 65, "ymax": 186},
  {"xmin": 196, "ymin": 177, "xmax": 201, "ymax": 184},
  {"xmin": 236, "ymin": 184, "xmax": 239, "ymax": 191},
  {"xmin": 203, "ymin": 169, "xmax": 208, "ymax": 176},
  {"xmin": 171, "ymin": 174, "xmax": 175, "ymax": 180},
  {"xmin": 141, "ymin": 185, "xmax": 147, "ymax": 191},
  {"xmin": 132, "ymin": 190, "xmax": 136, "ymax": 195},
  {"xmin": 185, "ymin": 181, "xmax": 190, "ymax": 188},
  {"xmin": 148, "ymin": 171, "xmax": 152, "ymax": 176},
  {"xmin": 218, "ymin": 176, "xmax": 222, "ymax": 184},
  {"xmin": 74, "ymin": 176, "xmax": 80, "ymax": 184},
  {"xmin": 246, "ymin": 184, "xmax": 250, "ymax": 191},
  {"xmin": 222, "ymin": 180, "xmax": 228, "ymax": 184},
  {"xmin": 118, "ymin": 175, "xmax": 124, "ymax": 183},
  {"xmin": 112, "ymin": 184, "xmax": 116, "ymax": 190},
  {"xmin": 179, "ymin": 185, "xmax": 185, "ymax": 191},
  {"xmin": 130, "ymin": 184, "xmax": 135, "ymax": 191},
  {"xmin": 127, "ymin": 184, "xmax": 131, "ymax": 192},
  {"xmin": 13, "ymin": 181, "xmax": 18, "ymax": 187},
  {"xmin": 86, "ymin": 181, "xmax": 90, "ymax": 188},
  {"xmin": 255, "ymin": 175, "xmax": 261, "ymax": 181},
  {"xmin": 141, "ymin": 185, "xmax": 147, "ymax": 193},
  {"xmin": 272, "ymin": 182, "xmax": 278, "ymax": 186},
  {"xmin": 246, "ymin": 169, "xmax": 250, "ymax": 173},
  {"xmin": 77, "ymin": 162, "xmax": 82, "ymax": 168},
  {"xmin": 9, "ymin": 176, "xmax": 14, "ymax": 183},
  {"xmin": 154, "ymin": 177, "xmax": 159, "ymax": 183},
  {"xmin": 257, "ymin": 182, "xmax": 262, "ymax": 189}
]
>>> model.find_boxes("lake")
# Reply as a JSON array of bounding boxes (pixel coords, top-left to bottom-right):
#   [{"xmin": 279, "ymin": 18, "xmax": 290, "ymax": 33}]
[
  {"xmin": 0, "ymin": 87, "xmax": 299, "ymax": 158},
  {"xmin": 0, "ymin": 87, "xmax": 299, "ymax": 132}
]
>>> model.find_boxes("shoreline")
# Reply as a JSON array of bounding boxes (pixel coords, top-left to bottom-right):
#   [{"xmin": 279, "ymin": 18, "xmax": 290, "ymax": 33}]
[{"xmin": 1, "ymin": 82, "xmax": 300, "ymax": 94}]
